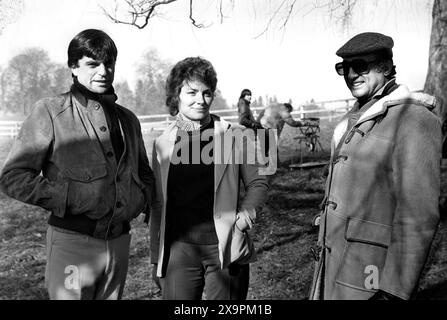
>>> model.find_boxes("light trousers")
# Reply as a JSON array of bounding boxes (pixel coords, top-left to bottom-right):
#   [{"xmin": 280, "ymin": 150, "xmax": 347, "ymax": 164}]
[{"xmin": 45, "ymin": 225, "xmax": 131, "ymax": 300}]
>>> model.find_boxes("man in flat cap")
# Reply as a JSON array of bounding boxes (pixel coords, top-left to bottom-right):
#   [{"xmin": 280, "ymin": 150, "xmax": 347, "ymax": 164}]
[{"xmin": 310, "ymin": 32, "xmax": 442, "ymax": 300}]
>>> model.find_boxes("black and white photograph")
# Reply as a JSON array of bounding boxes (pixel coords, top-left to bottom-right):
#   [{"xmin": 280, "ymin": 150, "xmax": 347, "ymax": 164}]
[{"xmin": 0, "ymin": 0, "xmax": 446, "ymax": 309}]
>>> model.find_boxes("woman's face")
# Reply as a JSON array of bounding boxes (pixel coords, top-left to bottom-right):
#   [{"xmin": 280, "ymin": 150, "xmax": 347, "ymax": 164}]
[
  {"xmin": 178, "ymin": 79, "xmax": 214, "ymax": 121},
  {"xmin": 244, "ymin": 94, "xmax": 252, "ymax": 103}
]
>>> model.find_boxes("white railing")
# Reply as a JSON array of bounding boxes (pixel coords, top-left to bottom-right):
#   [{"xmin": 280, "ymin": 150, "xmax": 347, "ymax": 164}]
[
  {"xmin": 0, "ymin": 98, "xmax": 355, "ymax": 138},
  {"xmin": 0, "ymin": 121, "xmax": 22, "ymax": 138}
]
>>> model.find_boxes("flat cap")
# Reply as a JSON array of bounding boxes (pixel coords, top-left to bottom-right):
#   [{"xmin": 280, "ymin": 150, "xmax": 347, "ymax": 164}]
[{"xmin": 336, "ymin": 32, "xmax": 394, "ymax": 58}]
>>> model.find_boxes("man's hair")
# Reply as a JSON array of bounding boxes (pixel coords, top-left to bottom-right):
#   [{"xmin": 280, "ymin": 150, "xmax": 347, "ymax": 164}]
[
  {"xmin": 239, "ymin": 89, "xmax": 252, "ymax": 100},
  {"xmin": 165, "ymin": 56, "xmax": 218, "ymax": 116},
  {"xmin": 373, "ymin": 49, "xmax": 396, "ymax": 79},
  {"xmin": 283, "ymin": 103, "xmax": 293, "ymax": 113},
  {"xmin": 67, "ymin": 29, "xmax": 118, "ymax": 68}
]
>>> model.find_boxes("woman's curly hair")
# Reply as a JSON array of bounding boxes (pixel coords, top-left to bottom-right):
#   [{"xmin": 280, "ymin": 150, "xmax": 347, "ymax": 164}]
[{"xmin": 165, "ymin": 57, "xmax": 218, "ymax": 116}]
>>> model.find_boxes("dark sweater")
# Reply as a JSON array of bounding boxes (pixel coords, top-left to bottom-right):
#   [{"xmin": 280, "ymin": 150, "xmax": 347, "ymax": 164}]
[{"xmin": 165, "ymin": 120, "xmax": 218, "ymax": 245}]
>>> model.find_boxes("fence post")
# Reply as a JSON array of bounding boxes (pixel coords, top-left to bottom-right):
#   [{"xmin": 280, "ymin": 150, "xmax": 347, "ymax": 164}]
[{"xmin": 15, "ymin": 122, "xmax": 20, "ymax": 137}]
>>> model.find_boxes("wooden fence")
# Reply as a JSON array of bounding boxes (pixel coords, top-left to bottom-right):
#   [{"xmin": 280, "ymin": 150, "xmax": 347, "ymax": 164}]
[{"xmin": 0, "ymin": 98, "xmax": 355, "ymax": 138}]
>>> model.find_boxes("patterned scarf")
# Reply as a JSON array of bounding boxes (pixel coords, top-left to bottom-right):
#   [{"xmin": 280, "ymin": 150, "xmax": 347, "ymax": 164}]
[{"xmin": 175, "ymin": 112, "xmax": 212, "ymax": 132}]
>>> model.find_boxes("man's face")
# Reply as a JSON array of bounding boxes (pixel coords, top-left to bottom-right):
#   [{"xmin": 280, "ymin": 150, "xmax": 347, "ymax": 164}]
[
  {"xmin": 244, "ymin": 94, "xmax": 252, "ymax": 102},
  {"xmin": 71, "ymin": 56, "xmax": 115, "ymax": 94},
  {"xmin": 342, "ymin": 53, "xmax": 387, "ymax": 102},
  {"xmin": 178, "ymin": 79, "xmax": 214, "ymax": 121}
]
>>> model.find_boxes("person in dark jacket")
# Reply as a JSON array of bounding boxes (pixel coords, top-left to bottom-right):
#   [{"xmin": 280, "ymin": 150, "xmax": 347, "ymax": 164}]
[
  {"xmin": 238, "ymin": 89, "xmax": 270, "ymax": 159},
  {"xmin": 310, "ymin": 32, "xmax": 441, "ymax": 300},
  {"xmin": 237, "ymin": 89, "xmax": 263, "ymax": 131},
  {"xmin": 0, "ymin": 29, "xmax": 155, "ymax": 300}
]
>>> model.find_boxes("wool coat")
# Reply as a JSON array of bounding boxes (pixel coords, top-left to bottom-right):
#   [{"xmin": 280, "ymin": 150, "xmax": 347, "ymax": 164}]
[{"xmin": 310, "ymin": 85, "xmax": 442, "ymax": 300}]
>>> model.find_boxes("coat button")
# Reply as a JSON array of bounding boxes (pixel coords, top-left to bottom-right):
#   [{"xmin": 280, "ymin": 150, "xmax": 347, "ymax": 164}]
[
  {"xmin": 116, "ymin": 176, "xmax": 121, "ymax": 183},
  {"xmin": 107, "ymin": 151, "xmax": 114, "ymax": 158},
  {"xmin": 116, "ymin": 201, "xmax": 122, "ymax": 209},
  {"xmin": 84, "ymin": 174, "xmax": 91, "ymax": 181},
  {"xmin": 94, "ymin": 104, "xmax": 101, "ymax": 110},
  {"xmin": 100, "ymin": 126, "xmax": 107, "ymax": 132}
]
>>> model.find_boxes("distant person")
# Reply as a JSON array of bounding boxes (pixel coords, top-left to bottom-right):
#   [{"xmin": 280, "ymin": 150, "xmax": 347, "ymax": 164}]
[
  {"xmin": 149, "ymin": 57, "xmax": 268, "ymax": 300},
  {"xmin": 238, "ymin": 89, "xmax": 269, "ymax": 160},
  {"xmin": 310, "ymin": 32, "xmax": 442, "ymax": 300},
  {"xmin": 0, "ymin": 29, "xmax": 155, "ymax": 300},
  {"xmin": 257, "ymin": 102, "xmax": 303, "ymax": 137},
  {"xmin": 257, "ymin": 102, "xmax": 304, "ymax": 163},
  {"xmin": 237, "ymin": 89, "xmax": 263, "ymax": 131}
]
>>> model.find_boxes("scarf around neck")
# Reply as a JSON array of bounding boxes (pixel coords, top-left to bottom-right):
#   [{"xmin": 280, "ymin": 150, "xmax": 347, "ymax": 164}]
[
  {"xmin": 175, "ymin": 112, "xmax": 212, "ymax": 132},
  {"xmin": 71, "ymin": 77, "xmax": 118, "ymax": 107}
]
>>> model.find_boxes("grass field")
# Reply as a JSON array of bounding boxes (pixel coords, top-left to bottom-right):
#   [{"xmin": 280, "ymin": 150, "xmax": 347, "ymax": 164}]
[{"xmin": 0, "ymin": 118, "xmax": 446, "ymax": 300}]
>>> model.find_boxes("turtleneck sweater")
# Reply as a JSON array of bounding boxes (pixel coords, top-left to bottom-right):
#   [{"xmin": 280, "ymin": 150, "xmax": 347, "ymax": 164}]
[
  {"xmin": 165, "ymin": 117, "xmax": 218, "ymax": 245},
  {"xmin": 71, "ymin": 78, "xmax": 124, "ymax": 163}
]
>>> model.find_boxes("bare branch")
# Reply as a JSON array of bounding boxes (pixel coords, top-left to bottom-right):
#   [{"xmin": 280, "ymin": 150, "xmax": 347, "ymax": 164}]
[
  {"xmin": 102, "ymin": 0, "xmax": 360, "ymax": 35},
  {"xmin": 219, "ymin": 0, "xmax": 224, "ymax": 24},
  {"xmin": 254, "ymin": 0, "xmax": 289, "ymax": 39},
  {"xmin": 102, "ymin": 0, "xmax": 178, "ymax": 29},
  {"xmin": 279, "ymin": 0, "xmax": 298, "ymax": 31},
  {"xmin": 101, "ymin": 0, "xmax": 214, "ymax": 30},
  {"xmin": 189, "ymin": 0, "xmax": 206, "ymax": 28}
]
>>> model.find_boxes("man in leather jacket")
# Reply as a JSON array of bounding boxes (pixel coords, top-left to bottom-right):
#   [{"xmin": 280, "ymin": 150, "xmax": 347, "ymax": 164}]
[{"xmin": 0, "ymin": 29, "xmax": 155, "ymax": 300}]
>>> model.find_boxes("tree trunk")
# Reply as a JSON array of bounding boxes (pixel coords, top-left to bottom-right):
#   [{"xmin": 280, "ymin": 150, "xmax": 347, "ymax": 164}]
[{"xmin": 424, "ymin": 0, "xmax": 447, "ymax": 146}]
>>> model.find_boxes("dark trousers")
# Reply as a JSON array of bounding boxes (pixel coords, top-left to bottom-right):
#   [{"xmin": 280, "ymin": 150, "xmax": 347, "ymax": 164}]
[{"xmin": 161, "ymin": 241, "xmax": 249, "ymax": 300}]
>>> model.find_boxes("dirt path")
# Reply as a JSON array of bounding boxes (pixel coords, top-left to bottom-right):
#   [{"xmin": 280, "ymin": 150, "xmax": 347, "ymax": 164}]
[{"xmin": 1, "ymin": 128, "xmax": 446, "ymax": 299}]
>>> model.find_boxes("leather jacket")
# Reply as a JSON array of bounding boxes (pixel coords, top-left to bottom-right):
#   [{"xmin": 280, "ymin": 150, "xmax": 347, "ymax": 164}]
[{"xmin": 0, "ymin": 87, "xmax": 155, "ymax": 239}]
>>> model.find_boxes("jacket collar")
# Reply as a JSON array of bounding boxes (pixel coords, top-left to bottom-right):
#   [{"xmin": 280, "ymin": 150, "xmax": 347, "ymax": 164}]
[
  {"xmin": 158, "ymin": 114, "xmax": 231, "ymax": 143},
  {"xmin": 332, "ymin": 84, "xmax": 437, "ymax": 147},
  {"xmin": 70, "ymin": 78, "xmax": 118, "ymax": 109},
  {"xmin": 156, "ymin": 114, "xmax": 233, "ymax": 192},
  {"xmin": 357, "ymin": 84, "xmax": 437, "ymax": 124},
  {"xmin": 356, "ymin": 84, "xmax": 408, "ymax": 124}
]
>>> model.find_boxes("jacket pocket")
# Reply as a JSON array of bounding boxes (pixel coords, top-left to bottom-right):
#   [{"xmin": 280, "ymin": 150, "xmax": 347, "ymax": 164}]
[
  {"xmin": 64, "ymin": 165, "xmax": 107, "ymax": 183},
  {"xmin": 129, "ymin": 171, "xmax": 147, "ymax": 219},
  {"xmin": 334, "ymin": 218, "xmax": 391, "ymax": 296},
  {"xmin": 64, "ymin": 164, "xmax": 108, "ymax": 217},
  {"xmin": 344, "ymin": 217, "xmax": 391, "ymax": 248}
]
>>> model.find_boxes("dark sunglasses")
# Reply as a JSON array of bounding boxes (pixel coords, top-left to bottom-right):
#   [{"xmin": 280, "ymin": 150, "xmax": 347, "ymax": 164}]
[{"xmin": 335, "ymin": 59, "xmax": 377, "ymax": 76}]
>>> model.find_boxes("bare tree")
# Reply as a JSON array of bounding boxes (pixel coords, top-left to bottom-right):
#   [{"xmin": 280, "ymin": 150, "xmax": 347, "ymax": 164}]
[
  {"xmin": 103, "ymin": 0, "xmax": 446, "ymax": 128},
  {"xmin": 0, "ymin": 66, "xmax": 4, "ymax": 108},
  {"xmin": 1, "ymin": 48, "xmax": 71, "ymax": 115},
  {"xmin": 0, "ymin": 0, "xmax": 24, "ymax": 35},
  {"xmin": 102, "ymin": 0, "xmax": 364, "ymax": 34},
  {"xmin": 102, "ymin": 0, "xmax": 204, "ymax": 29},
  {"xmin": 424, "ymin": 0, "xmax": 447, "ymax": 133}
]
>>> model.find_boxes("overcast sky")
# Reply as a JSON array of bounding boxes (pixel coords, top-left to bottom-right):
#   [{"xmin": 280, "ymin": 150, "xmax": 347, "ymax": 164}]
[{"xmin": 0, "ymin": 0, "xmax": 434, "ymax": 109}]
